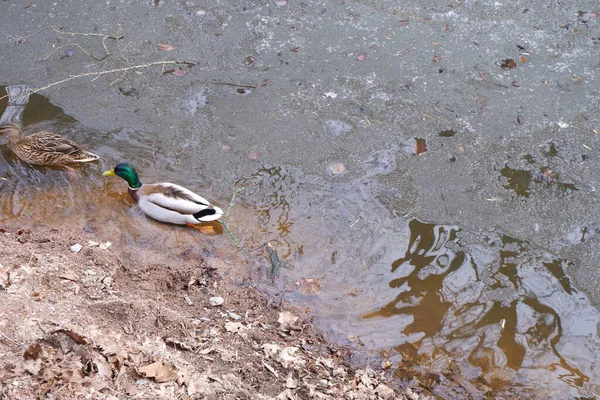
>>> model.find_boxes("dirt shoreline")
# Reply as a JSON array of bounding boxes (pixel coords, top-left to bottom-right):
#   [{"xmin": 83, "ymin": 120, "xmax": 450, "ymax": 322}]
[{"xmin": 0, "ymin": 224, "xmax": 422, "ymax": 399}]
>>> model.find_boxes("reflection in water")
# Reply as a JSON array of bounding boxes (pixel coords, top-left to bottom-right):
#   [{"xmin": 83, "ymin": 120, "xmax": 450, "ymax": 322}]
[
  {"xmin": 229, "ymin": 161, "xmax": 600, "ymax": 399},
  {"xmin": 363, "ymin": 219, "xmax": 600, "ymax": 399}
]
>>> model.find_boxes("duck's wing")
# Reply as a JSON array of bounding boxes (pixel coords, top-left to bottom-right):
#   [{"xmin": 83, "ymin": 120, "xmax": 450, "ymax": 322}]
[
  {"xmin": 21, "ymin": 132, "xmax": 99, "ymax": 162},
  {"xmin": 141, "ymin": 182, "xmax": 223, "ymax": 219}
]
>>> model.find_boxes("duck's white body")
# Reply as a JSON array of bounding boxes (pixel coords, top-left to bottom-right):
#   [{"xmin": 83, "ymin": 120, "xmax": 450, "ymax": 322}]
[{"xmin": 133, "ymin": 182, "xmax": 223, "ymax": 225}]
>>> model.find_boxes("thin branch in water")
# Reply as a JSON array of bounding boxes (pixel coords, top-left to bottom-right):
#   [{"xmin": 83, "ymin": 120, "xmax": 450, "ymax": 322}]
[
  {"xmin": 7, "ymin": 25, "xmax": 122, "ymax": 61},
  {"xmin": 7, "ymin": 25, "xmax": 122, "ymax": 43},
  {"xmin": 108, "ymin": 71, "xmax": 129, "ymax": 87},
  {"xmin": 0, "ymin": 60, "xmax": 198, "ymax": 102},
  {"xmin": 211, "ymin": 80, "xmax": 271, "ymax": 89},
  {"xmin": 219, "ymin": 186, "xmax": 246, "ymax": 249},
  {"xmin": 221, "ymin": 221, "xmax": 240, "ymax": 249},
  {"xmin": 42, "ymin": 43, "xmax": 107, "ymax": 61},
  {"xmin": 225, "ymin": 186, "xmax": 245, "ymax": 218},
  {"xmin": 117, "ymin": 40, "xmax": 134, "ymax": 63},
  {"xmin": 477, "ymin": 72, "xmax": 509, "ymax": 88}
]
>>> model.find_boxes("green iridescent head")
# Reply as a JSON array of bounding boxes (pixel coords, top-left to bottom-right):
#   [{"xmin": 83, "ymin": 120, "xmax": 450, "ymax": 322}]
[{"xmin": 103, "ymin": 162, "xmax": 142, "ymax": 189}]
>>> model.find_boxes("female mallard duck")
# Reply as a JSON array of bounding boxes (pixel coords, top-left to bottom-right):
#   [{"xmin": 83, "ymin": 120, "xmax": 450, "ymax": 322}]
[
  {"xmin": 0, "ymin": 123, "xmax": 99, "ymax": 166},
  {"xmin": 103, "ymin": 163, "xmax": 224, "ymax": 228}
]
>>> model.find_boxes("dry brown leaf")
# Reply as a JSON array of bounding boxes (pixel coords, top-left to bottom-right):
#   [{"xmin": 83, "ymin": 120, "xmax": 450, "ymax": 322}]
[
  {"xmin": 157, "ymin": 43, "xmax": 179, "ymax": 51},
  {"xmin": 279, "ymin": 347, "xmax": 303, "ymax": 368},
  {"xmin": 167, "ymin": 67, "xmax": 188, "ymax": 76},
  {"xmin": 225, "ymin": 321, "xmax": 245, "ymax": 333},
  {"xmin": 165, "ymin": 337, "xmax": 194, "ymax": 351},
  {"xmin": 56, "ymin": 329, "xmax": 88, "ymax": 345},
  {"xmin": 277, "ymin": 311, "xmax": 298, "ymax": 326},
  {"xmin": 414, "ymin": 138, "xmax": 428, "ymax": 156},
  {"xmin": 262, "ymin": 344, "xmax": 281, "ymax": 359},
  {"xmin": 23, "ymin": 343, "xmax": 43, "ymax": 360},
  {"xmin": 58, "ymin": 272, "xmax": 79, "ymax": 282},
  {"xmin": 137, "ymin": 360, "xmax": 179, "ymax": 383},
  {"xmin": 263, "ymin": 361, "xmax": 279, "ymax": 377}
]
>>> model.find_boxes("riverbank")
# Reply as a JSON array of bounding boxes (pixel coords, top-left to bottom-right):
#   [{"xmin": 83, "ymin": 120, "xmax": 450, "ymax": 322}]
[{"xmin": 0, "ymin": 224, "xmax": 422, "ymax": 399}]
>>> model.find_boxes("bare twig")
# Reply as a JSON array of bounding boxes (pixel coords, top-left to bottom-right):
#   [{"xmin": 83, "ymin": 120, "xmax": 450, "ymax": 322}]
[
  {"xmin": 211, "ymin": 80, "xmax": 271, "ymax": 89},
  {"xmin": 151, "ymin": 140, "xmax": 162, "ymax": 167},
  {"xmin": 225, "ymin": 186, "xmax": 245, "ymax": 219},
  {"xmin": 0, "ymin": 60, "xmax": 197, "ymax": 102},
  {"xmin": 219, "ymin": 186, "xmax": 245, "ymax": 249},
  {"xmin": 116, "ymin": 40, "xmax": 134, "ymax": 63},
  {"xmin": 42, "ymin": 43, "xmax": 106, "ymax": 61},
  {"xmin": 7, "ymin": 25, "xmax": 121, "ymax": 45},
  {"xmin": 7, "ymin": 25, "xmax": 122, "ymax": 61},
  {"xmin": 0, "ymin": 330, "xmax": 19, "ymax": 346},
  {"xmin": 393, "ymin": 10, "xmax": 431, "ymax": 24},
  {"xmin": 477, "ymin": 72, "xmax": 509, "ymax": 88},
  {"xmin": 108, "ymin": 71, "xmax": 129, "ymax": 87}
]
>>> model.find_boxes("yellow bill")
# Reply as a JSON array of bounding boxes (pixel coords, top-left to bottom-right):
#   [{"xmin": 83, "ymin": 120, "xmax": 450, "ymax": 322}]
[{"xmin": 102, "ymin": 169, "xmax": 116, "ymax": 177}]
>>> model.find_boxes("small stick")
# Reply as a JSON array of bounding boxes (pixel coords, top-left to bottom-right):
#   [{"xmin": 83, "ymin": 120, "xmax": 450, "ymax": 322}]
[
  {"xmin": 218, "ymin": 186, "xmax": 246, "ymax": 249},
  {"xmin": 478, "ymin": 72, "xmax": 509, "ymax": 88},
  {"xmin": 0, "ymin": 60, "xmax": 198, "ymax": 102},
  {"xmin": 0, "ymin": 330, "xmax": 19, "ymax": 346},
  {"xmin": 393, "ymin": 10, "xmax": 431, "ymax": 23},
  {"xmin": 211, "ymin": 80, "xmax": 270, "ymax": 89},
  {"xmin": 42, "ymin": 43, "xmax": 107, "ymax": 61},
  {"xmin": 8, "ymin": 25, "xmax": 121, "ymax": 61},
  {"xmin": 7, "ymin": 25, "xmax": 122, "ymax": 43},
  {"xmin": 225, "ymin": 186, "xmax": 245, "ymax": 218}
]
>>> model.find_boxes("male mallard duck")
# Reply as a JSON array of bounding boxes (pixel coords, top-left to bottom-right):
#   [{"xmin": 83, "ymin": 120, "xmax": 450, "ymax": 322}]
[
  {"xmin": 103, "ymin": 163, "xmax": 224, "ymax": 228},
  {"xmin": 0, "ymin": 123, "xmax": 99, "ymax": 166}
]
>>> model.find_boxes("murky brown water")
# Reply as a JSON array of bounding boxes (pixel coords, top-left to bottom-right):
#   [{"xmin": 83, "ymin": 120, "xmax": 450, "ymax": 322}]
[
  {"xmin": 237, "ymin": 165, "xmax": 600, "ymax": 399},
  {"xmin": 2, "ymin": 90, "xmax": 600, "ymax": 399}
]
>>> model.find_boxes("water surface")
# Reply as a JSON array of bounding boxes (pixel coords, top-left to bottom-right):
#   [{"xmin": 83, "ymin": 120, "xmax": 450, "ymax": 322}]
[{"xmin": 2, "ymin": 91, "xmax": 599, "ymax": 399}]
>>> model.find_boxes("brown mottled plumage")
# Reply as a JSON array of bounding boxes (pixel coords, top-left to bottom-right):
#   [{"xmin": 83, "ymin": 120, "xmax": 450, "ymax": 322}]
[{"xmin": 0, "ymin": 123, "xmax": 99, "ymax": 166}]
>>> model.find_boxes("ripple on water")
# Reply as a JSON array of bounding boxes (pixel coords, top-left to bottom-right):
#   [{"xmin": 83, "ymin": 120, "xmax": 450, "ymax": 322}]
[
  {"xmin": 233, "ymin": 164, "xmax": 600, "ymax": 399},
  {"xmin": 360, "ymin": 221, "xmax": 600, "ymax": 399}
]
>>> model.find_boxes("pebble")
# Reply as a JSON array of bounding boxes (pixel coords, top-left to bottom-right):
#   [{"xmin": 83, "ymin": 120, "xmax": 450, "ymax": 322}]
[
  {"xmin": 209, "ymin": 296, "xmax": 224, "ymax": 307},
  {"xmin": 69, "ymin": 243, "xmax": 82, "ymax": 253},
  {"xmin": 328, "ymin": 162, "xmax": 346, "ymax": 175},
  {"xmin": 286, "ymin": 376, "xmax": 298, "ymax": 389},
  {"xmin": 228, "ymin": 311, "xmax": 242, "ymax": 320},
  {"xmin": 102, "ymin": 276, "xmax": 113, "ymax": 287}
]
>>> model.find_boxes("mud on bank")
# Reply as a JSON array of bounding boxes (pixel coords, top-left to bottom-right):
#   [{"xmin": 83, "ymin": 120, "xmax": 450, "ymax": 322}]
[{"xmin": 0, "ymin": 225, "xmax": 419, "ymax": 399}]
